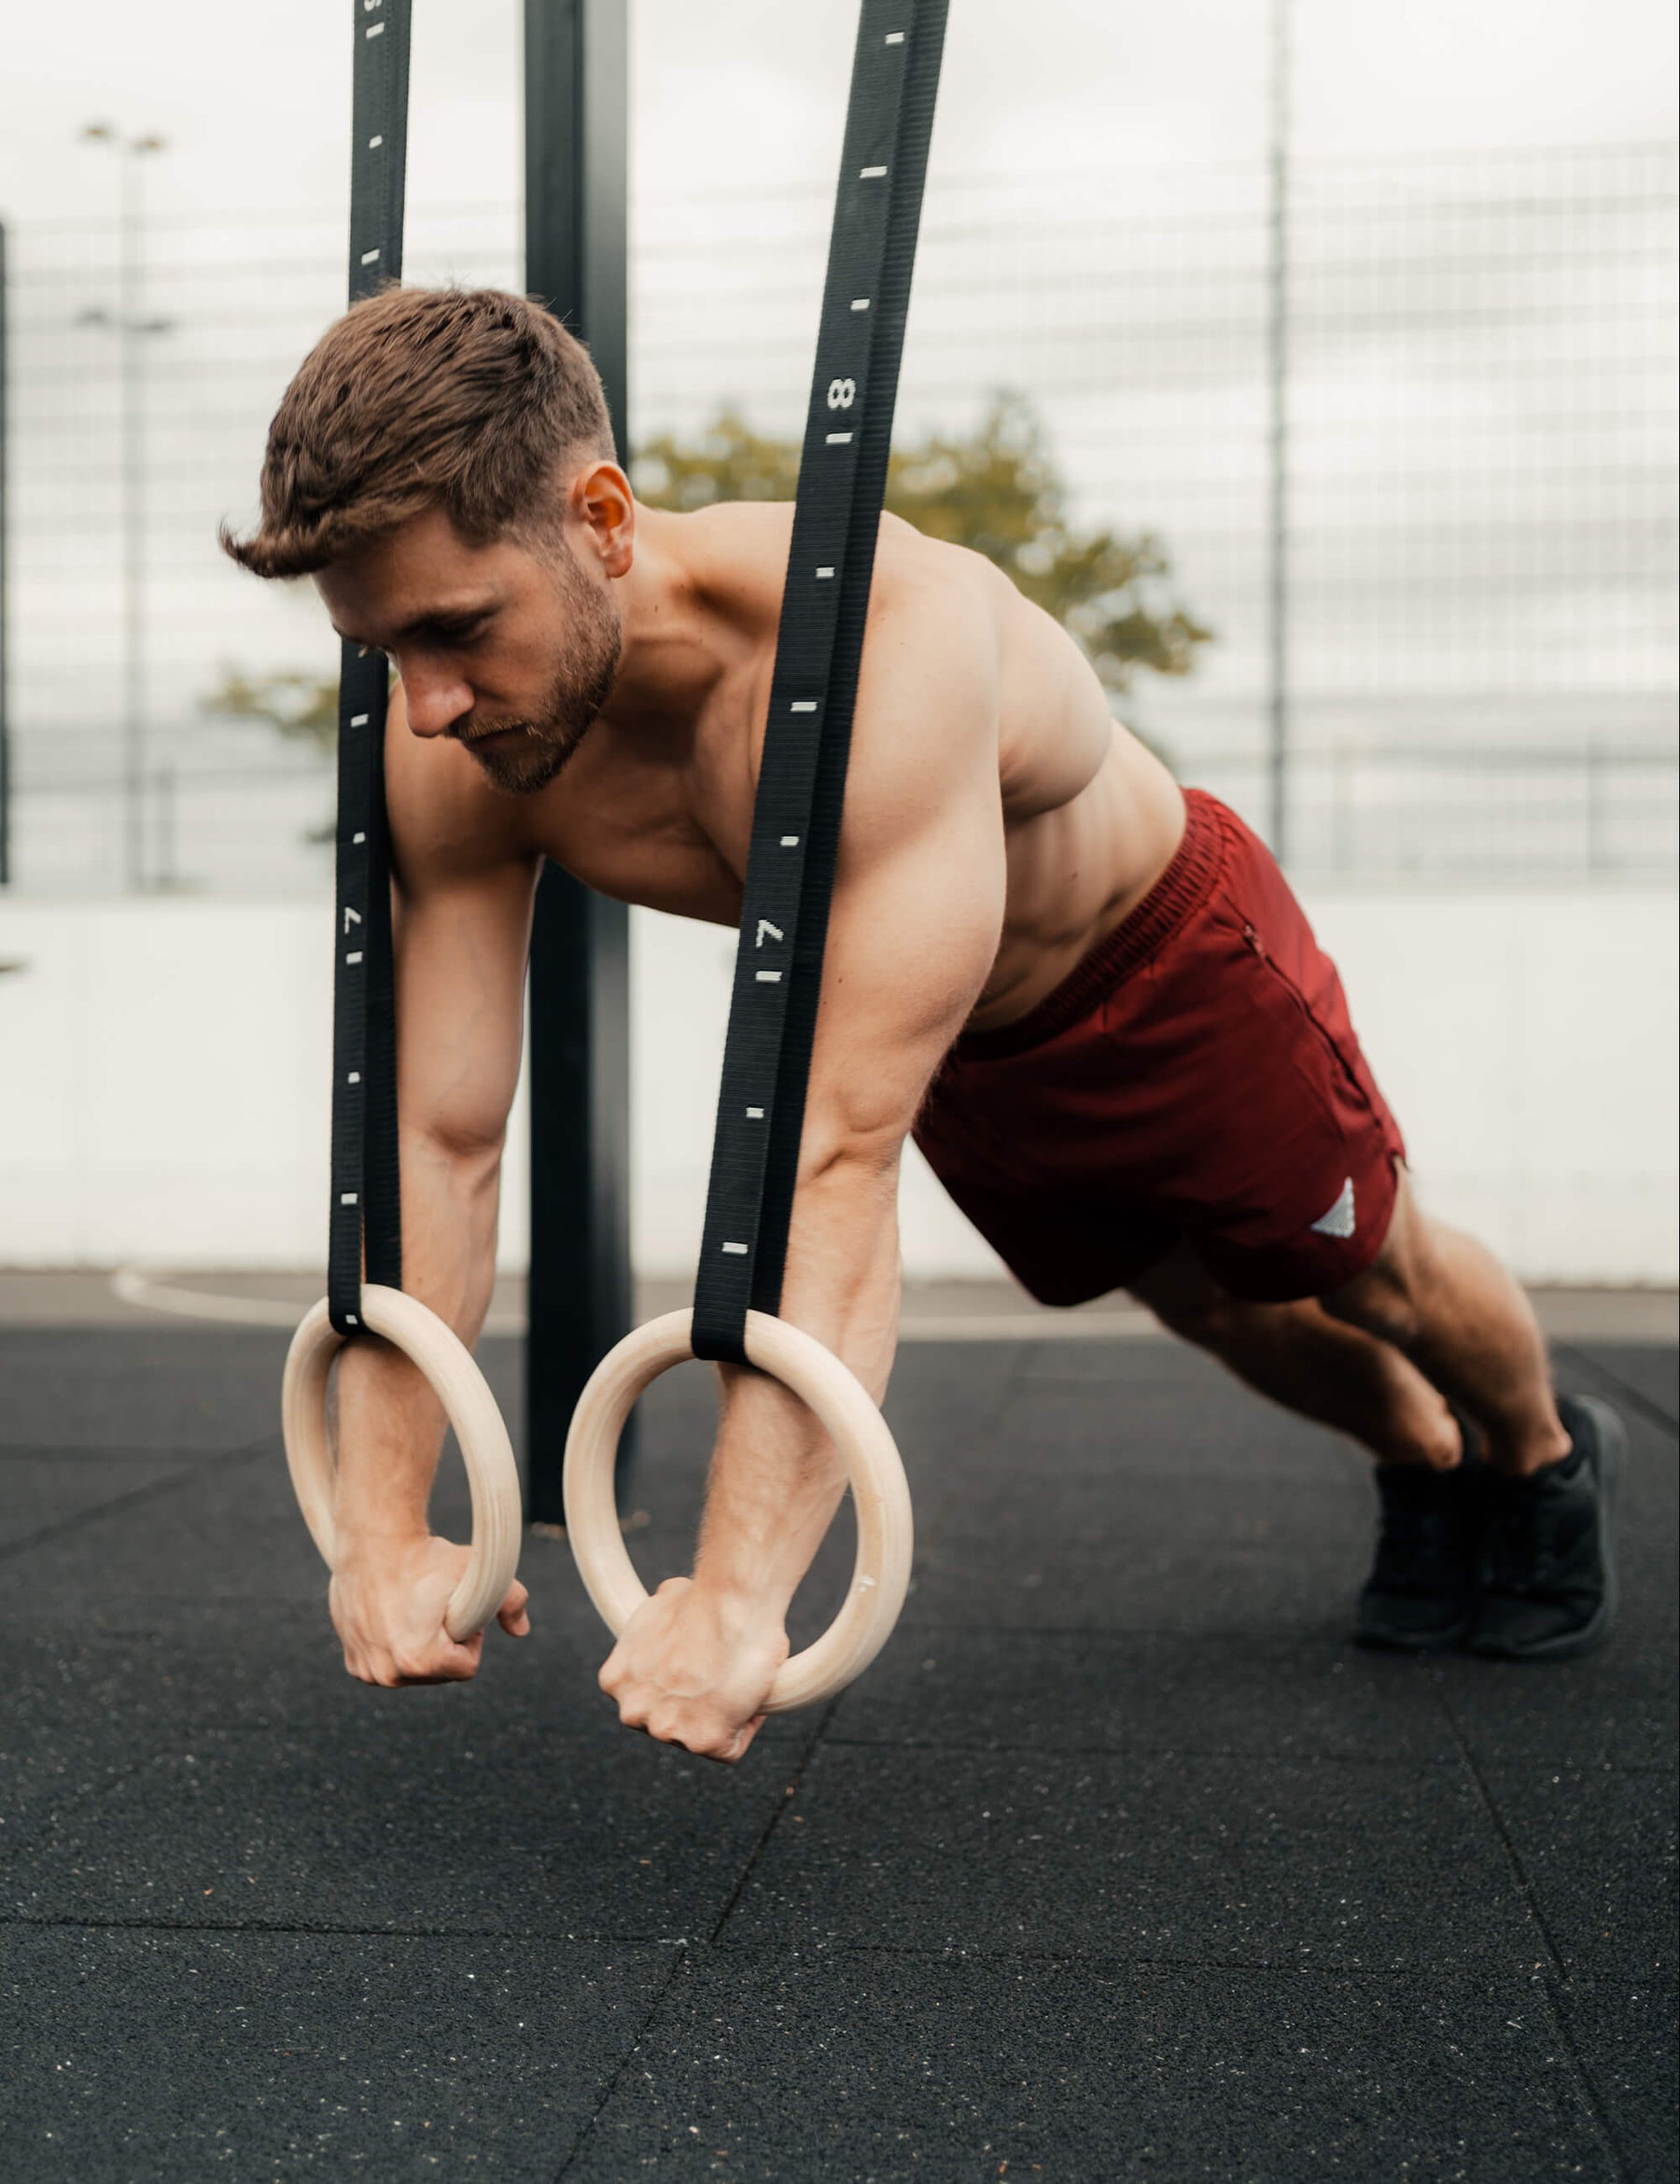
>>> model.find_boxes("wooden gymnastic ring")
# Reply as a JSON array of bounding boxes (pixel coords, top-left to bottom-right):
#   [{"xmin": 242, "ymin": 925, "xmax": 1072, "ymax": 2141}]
[
  {"xmin": 281, "ymin": 1285, "xmax": 524, "ymax": 1644},
  {"xmin": 563, "ymin": 1308, "xmax": 914, "ymax": 1714}
]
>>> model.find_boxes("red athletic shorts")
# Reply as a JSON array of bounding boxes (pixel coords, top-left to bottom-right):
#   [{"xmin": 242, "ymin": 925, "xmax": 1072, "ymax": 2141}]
[{"xmin": 911, "ymin": 789, "xmax": 1407, "ymax": 1307}]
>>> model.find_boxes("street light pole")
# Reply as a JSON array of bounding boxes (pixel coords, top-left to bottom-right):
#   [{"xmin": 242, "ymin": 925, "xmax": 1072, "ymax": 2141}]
[
  {"xmin": 1267, "ymin": 0, "xmax": 1292, "ymax": 865},
  {"xmin": 82, "ymin": 124, "xmax": 167, "ymax": 893}
]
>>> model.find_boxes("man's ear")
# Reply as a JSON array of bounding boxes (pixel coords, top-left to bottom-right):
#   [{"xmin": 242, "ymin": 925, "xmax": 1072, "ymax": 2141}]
[{"xmin": 572, "ymin": 460, "xmax": 636, "ymax": 579}]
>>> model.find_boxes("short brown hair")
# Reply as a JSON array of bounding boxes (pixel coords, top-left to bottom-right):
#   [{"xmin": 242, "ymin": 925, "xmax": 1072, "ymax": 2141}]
[{"xmin": 221, "ymin": 286, "xmax": 615, "ymax": 578}]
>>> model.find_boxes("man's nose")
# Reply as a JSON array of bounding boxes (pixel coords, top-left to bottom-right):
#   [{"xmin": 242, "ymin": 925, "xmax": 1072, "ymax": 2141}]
[{"xmin": 402, "ymin": 665, "xmax": 472, "ymax": 739}]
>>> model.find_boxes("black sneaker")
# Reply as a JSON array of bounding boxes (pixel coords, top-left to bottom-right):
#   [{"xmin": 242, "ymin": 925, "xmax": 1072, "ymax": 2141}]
[
  {"xmin": 1468, "ymin": 1393, "xmax": 1624, "ymax": 1662},
  {"xmin": 1355, "ymin": 1451, "xmax": 1484, "ymax": 1652}
]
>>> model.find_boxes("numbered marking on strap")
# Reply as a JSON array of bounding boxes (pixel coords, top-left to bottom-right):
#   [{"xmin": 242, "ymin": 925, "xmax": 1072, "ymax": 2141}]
[
  {"xmin": 827, "ymin": 378, "xmax": 856, "ymax": 409},
  {"xmin": 343, "ymin": 905, "xmax": 363, "ymax": 934},
  {"xmin": 756, "ymin": 920, "xmax": 784, "ymax": 947}
]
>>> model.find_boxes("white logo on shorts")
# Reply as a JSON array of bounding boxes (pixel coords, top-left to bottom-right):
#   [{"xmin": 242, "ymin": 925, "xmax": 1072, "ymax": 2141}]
[{"xmin": 1310, "ymin": 1178, "xmax": 1357, "ymax": 1239}]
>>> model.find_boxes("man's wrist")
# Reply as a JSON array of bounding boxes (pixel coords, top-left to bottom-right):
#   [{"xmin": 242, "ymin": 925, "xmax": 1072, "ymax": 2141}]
[{"xmin": 688, "ymin": 1565, "xmax": 792, "ymax": 1630}]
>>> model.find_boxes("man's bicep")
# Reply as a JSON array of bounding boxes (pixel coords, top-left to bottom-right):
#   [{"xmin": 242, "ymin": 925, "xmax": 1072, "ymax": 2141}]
[{"xmin": 801, "ymin": 753, "xmax": 1006, "ymax": 1165}]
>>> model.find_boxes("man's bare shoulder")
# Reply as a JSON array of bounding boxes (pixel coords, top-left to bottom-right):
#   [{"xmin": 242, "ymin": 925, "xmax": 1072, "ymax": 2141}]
[{"xmin": 667, "ymin": 498, "xmax": 1013, "ymax": 636}]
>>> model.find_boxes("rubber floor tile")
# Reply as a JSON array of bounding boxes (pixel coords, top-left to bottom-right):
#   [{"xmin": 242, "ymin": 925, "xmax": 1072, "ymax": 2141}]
[
  {"xmin": 1476, "ymin": 1763, "xmax": 1679, "ymax": 1983},
  {"xmin": 1551, "ymin": 1968, "xmax": 1680, "ymax": 2183},
  {"xmin": 565, "ymin": 1947, "xmax": 1614, "ymax": 2184},
  {"xmin": 1561, "ymin": 1343, "xmax": 1680, "ymax": 1429},
  {"xmin": 829, "ymin": 1627, "xmax": 1461, "ymax": 1763},
  {"xmin": 0, "ymin": 1329, "xmax": 296, "ymax": 1452},
  {"xmin": 5, "ymin": 1713, "xmax": 801, "ymax": 1942},
  {"xmin": 722, "ymin": 1745, "xmax": 1540, "ymax": 1970},
  {"xmin": 0, "ymin": 1921, "xmax": 671, "ymax": 2182},
  {"xmin": 0, "ymin": 1449, "xmax": 206, "ymax": 1554},
  {"xmin": 902, "ymin": 1474, "xmax": 1375, "ymax": 1637}
]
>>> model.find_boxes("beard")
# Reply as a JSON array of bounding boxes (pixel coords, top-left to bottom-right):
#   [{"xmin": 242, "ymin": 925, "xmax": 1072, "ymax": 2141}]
[{"xmin": 452, "ymin": 542, "xmax": 623, "ymax": 796}]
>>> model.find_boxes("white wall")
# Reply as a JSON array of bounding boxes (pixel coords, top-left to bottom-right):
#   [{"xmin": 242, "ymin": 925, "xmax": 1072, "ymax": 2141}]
[{"xmin": 1, "ymin": 889, "xmax": 1674, "ymax": 1283}]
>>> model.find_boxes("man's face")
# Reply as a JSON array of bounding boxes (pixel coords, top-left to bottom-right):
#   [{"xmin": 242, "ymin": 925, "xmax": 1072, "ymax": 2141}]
[{"xmin": 315, "ymin": 503, "xmax": 623, "ymax": 795}]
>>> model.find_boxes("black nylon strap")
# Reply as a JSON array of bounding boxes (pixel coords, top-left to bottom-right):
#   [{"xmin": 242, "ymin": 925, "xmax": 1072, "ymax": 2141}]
[
  {"xmin": 691, "ymin": 0, "xmax": 946, "ymax": 1365},
  {"xmin": 328, "ymin": 0, "xmax": 412, "ymax": 1337}
]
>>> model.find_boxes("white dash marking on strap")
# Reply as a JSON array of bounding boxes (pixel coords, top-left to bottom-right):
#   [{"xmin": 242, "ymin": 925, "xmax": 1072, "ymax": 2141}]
[
  {"xmin": 756, "ymin": 970, "xmax": 783, "ymax": 983},
  {"xmin": 851, "ymin": 298, "xmax": 871, "ymax": 311},
  {"xmin": 360, "ymin": 249, "xmax": 381, "ymax": 265},
  {"xmin": 816, "ymin": 566, "xmax": 835, "ymax": 578},
  {"xmin": 340, "ymin": 1192, "xmax": 359, "ymax": 1207},
  {"xmin": 344, "ymin": 950, "xmax": 364, "ymax": 965},
  {"xmin": 350, "ymin": 714, "xmax": 371, "ymax": 728},
  {"xmin": 347, "ymin": 1071, "xmax": 361, "ymax": 1084},
  {"xmin": 369, "ymin": 134, "xmax": 384, "ymax": 149},
  {"xmin": 885, "ymin": 31, "xmax": 905, "ymax": 44},
  {"xmin": 826, "ymin": 431, "xmax": 853, "ymax": 444},
  {"xmin": 791, "ymin": 700, "xmax": 818, "ymax": 713},
  {"xmin": 352, "ymin": 832, "xmax": 366, "ymax": 846},
  {"xmin": 781, "ymin": 834, "xmax": 800, "ymax": 847},
  {"xmin": 721, "ymin": 1241, "xmax": 749, "ymax": 1256},
  {"xmin": 860, "ymin": 164, "xmax": 888, "ymax": 178},
  {"xmin": 344, "ymin": 1314, "xmax": 359, "ymax": 1326},
  {"xmin": 366, "ymin": 19, "xmax": 385, "ymax": 36},
  {"xmin": 746, "ymin": 1106, "xmax": 764, "ymax": 1119}
]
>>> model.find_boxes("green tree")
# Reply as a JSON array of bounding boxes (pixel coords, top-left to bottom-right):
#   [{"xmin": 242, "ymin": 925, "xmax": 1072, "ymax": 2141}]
[
  {"xmin": 633, "ymin": 391, "xmax": 1213, "ymax": 698},
  {"xmin": 200, "ymin": 665, "xmax": 338, "ymax": 752}
]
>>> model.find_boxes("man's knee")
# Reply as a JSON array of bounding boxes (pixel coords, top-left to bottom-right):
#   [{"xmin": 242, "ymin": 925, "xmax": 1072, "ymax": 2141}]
[
  {"xmin": 1320, "ymin": 1173, "xmax": 1435, "ymax": 1350},
  {"xmin": 1129, "ymin": 1253, "xmax": 1255, "ymax": 1353}
]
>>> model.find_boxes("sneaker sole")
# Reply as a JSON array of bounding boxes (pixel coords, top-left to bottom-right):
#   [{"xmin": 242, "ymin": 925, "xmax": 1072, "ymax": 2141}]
[
  {"xmin": 1354, "ymin": 1614, "xmax": 1474, "ymax": 1655},
  {"xmin": 1467, "ymin": 1394, "xmax": 1624, "ymax": 1663}
]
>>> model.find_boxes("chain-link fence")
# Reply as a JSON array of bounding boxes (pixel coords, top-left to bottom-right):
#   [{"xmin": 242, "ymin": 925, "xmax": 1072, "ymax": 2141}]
[{"xmin": 3, "ymin": 139, "xmax": 1674, "ymax": 893}]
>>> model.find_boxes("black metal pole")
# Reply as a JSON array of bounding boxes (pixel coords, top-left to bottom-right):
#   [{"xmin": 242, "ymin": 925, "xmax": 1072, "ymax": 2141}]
[
  {"xmin": 523, "ymin": 0, "xmax": 635, "ymax": 1525},
  {"xmin": 0, "ymin": 219, "xmax": 9, "ymax": 888}
]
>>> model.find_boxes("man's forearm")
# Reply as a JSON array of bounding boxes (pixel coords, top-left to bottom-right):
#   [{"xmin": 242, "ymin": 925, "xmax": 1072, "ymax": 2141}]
[
  {"xmin": 331, "ymin": 1132, "xmax": 503, "ymax": 1543},
  {"xmin": 691, "ymin": 1146, "xmax": 902, "ymax": 1618}
]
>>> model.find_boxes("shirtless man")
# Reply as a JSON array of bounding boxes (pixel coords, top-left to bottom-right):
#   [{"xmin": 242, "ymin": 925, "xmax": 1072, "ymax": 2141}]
[{"xmin": 227, "ymin": 287, "xmax": 1622, "ymax": 1763}]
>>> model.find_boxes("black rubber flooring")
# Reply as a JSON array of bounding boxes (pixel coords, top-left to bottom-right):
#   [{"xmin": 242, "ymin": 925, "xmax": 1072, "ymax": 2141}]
[{"xmin": 1, "ymin": 1326, "xmax": 1673, "ymax": 2182}]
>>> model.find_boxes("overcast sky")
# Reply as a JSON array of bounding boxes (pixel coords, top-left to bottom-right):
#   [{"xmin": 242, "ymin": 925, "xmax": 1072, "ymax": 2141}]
[{"xmin": 1, "ymin": 0, "xmax": 1673, "ymax": 236}]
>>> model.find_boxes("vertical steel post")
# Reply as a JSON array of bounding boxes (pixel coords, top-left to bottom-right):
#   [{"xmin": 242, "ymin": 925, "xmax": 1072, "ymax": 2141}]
[
  {"xmin": 523, "ymin": 0, "xmax": 635, "ymax": 1525},
  {"xmin": 119, "ymin": 147, "xmax": 147, "ymax": 894},
  {"xmin": 0, "ymin": 220, "xmax": 9, "ymax": 889},
  {"xmin": 1267, "ymin": 0, "xmax": 1291, "ymax": 863}
]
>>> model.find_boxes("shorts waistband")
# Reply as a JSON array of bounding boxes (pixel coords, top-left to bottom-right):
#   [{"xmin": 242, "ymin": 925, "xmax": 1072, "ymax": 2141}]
[{"xmin": 951, "ymin": 788, "xmax": 1228, "ymax": 1063}]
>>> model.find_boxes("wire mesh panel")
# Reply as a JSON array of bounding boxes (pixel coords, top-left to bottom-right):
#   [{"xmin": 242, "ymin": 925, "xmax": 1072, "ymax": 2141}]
[{"xmin": 3, "ymin": 143, "xmax": 1674, "ymax": 892}]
